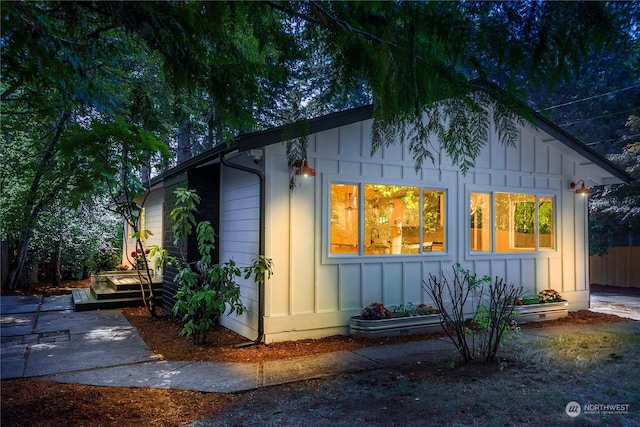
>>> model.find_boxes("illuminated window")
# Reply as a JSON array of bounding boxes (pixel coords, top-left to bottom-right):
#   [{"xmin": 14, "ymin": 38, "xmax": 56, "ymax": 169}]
[
  {"xmin": 422, "ymin": 190, "xmax": 446, "ymax": 252},
  {"xmin": 330, "ymin": 183, "xmax": 446, "ymax": 255},
  {"xmin": 538, "ymin": 197, "xmax": 555, "ymax": 250},
  {"xmin": 470, "ymin": 193, "xmax": 491, "ymax": 251},
  {"xmin": 330, "ymin": 184, "xmax": 359, "ymax": 253},
  {"xmin": 471, "ymin": 192, "xmax": 555, "ymax": 252},
  {"xmin": 496, "ymin": 193, "xmax": 536, "ymax": 251}
]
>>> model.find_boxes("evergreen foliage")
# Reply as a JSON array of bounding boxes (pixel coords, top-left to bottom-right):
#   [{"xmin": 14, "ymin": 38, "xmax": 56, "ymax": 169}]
[
  {"xmin": 2, "ymin": 1, "xmax": 637, "ymax": 288},
  {"xmin": 589, "ymin": 116, "xmax": 640, "ymax": 254}
]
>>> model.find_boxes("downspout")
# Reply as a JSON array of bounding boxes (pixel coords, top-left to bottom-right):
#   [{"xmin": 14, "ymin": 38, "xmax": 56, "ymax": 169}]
[{"xmin": 220, "ymin": 149, "xmax": 266, "ymax": 347}]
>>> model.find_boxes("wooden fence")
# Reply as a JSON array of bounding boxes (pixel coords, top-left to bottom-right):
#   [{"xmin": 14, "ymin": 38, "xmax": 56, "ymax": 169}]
[{"xmin": 590, "ymin": 246, "xmax": 640, "ymax": 288}]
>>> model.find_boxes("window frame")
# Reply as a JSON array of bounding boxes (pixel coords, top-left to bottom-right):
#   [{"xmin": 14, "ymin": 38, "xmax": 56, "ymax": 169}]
[
  {"xmin": 467, "ymin": 187, "xmax": 558, "ymax": 257},
  {"xmin": 324, "ymin": 175, "xmax": 451, "ymax": 262}
]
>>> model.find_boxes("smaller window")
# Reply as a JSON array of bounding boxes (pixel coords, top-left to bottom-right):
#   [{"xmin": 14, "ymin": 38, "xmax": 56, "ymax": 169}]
[
  {"xmin": 472, "ymin": 192, "xmax": 556, "ymax": 253},
  {"xmin": 538, "ymin": 197, "xmax": 555, "ymax": 250},
  {"xmin": 422, "ymin": 190, "xmax": 446, "ymax": 252},
  {"xmin": 470, "ymin": 192, "xmax": 491, "ymax": 252},
  {"xmin": 496, "ymin": 193, "xmax": 537, "ymax": 252},
  {"xmin": 330, "ymin": 184, "xmax": 359, "ymax": 254}
]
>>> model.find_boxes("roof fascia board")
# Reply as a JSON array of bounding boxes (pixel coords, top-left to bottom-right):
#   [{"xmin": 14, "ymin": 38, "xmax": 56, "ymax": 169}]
[
  {"xmin": 148, "ymin": 143, "xmax": 234, "ymax": 188},
  {"xmin": 236, "ymin": 105, "xmax": 373, "ymax": 151},
  {"xmin": 149, "ymin": 82, "xmax": 630, "ymax": 187}
]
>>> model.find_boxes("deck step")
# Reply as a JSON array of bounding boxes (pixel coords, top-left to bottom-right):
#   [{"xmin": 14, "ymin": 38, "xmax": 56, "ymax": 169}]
[
  {"xmin": 72, "ymin": 288, "xmax": 162, "ymax": 311},
  {"xmin": 72, "ymin": 271, "xmax": 163, "ymax": 311},
  {"xmin": 90, "ymin": 281, "xmax": 162, "ymax": 300},
  {"xmin": 107, "ymin": 275, "xmax": 163, "ymax": 292}
]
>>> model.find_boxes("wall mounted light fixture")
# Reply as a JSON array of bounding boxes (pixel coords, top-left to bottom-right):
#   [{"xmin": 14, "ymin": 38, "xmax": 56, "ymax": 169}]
[
  {"xmin": 570, "ymin": 180, "xmax": 592, "ymax": 195},
  {"xmin": 294, "ymin": 159, "xmax": 316, "ymax": 177},
  {"xmin": 290, "ymin": 159, "xmax": 316, "ymax": 190}
]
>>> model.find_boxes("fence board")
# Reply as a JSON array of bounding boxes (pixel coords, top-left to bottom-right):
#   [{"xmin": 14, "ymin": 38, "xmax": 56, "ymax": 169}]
[{"xmin": 590, "ymin": 247, "xmax": 640, "ymax": 288}]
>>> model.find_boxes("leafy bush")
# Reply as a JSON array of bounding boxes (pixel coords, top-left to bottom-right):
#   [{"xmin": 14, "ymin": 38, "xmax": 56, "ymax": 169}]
[
  {"xmin": 153, "ymin": 188, "xmax": 273, "ymax": 345},
  {"xmin": 423, "ymin": 263, "xmax": 524, "ymax": 363},
  {"xmin": 91, "ymin": 246, "xmax": 121, "ymax": 273}
]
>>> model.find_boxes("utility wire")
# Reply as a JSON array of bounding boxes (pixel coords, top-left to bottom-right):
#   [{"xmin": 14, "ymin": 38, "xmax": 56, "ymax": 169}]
[
  {"xmin": 586, "ymin": 133, "xmax": 640, "ymax": 146},
  {"xmin": 537, "ymin": 84, "xmax": 640, "ymax": 112},
  {"xmin": 559, "ymin": 108, "xmax": 638, "ymax": 128}
]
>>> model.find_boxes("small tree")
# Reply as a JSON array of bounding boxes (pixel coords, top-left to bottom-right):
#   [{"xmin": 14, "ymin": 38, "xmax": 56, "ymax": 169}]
[
  {"xmin": 152, "ymin": 188, "xmax": 273, "ymax": 345},
  {"xmin": 423, "ymin": 264, "xmax": 524, "ymax": 363}
]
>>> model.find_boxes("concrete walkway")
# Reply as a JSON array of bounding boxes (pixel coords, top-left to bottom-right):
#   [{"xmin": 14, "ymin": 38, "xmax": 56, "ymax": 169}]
[
  {"xmin": 590, "ymin": 285, "xmax": 640, "ymax": 321},
  {"xmin": 2, "ymin": 294, "xmax": 640, "ymax": 394}
]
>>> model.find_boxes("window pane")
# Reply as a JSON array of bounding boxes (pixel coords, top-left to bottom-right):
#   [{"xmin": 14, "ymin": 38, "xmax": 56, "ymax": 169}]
[
  {"xmin": 495, "ymin": 193, "xmax": 536, "ymax": 252},
  {"xmin": 538, "ymin": 197, "xmax": 555, "ymax": 249},
  {"xmin": 423, "ymin": 190, "xmax": 445, "ymax": 252},
  {"xmin": 364, "ymin": 184, "xmax": 420, "ymax": 254},
  {"xmin": 470, "ymin": 193, "xmax": 491, "ymax": 251},
  {"xmin": 140, "ymin": 208, "xmax": 147, "ymax": 241},
  {"xmin": 330, "ymin": 184, "xmax": 359, "ymax": 254}
]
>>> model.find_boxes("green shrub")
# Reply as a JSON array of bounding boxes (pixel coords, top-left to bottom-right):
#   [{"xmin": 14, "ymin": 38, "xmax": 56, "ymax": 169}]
[{"xmin": 153, "ymin": 188, "xmax": 273, "ymax": 345}]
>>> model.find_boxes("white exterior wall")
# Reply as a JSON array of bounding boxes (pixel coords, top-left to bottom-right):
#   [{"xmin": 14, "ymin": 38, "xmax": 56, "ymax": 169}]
[
  {"xmin": 121, "ymin": 185, "xmax": 164, "ymax": 272},
  {"xmin": 256, "ymin": 116, "xmax": 593, "ymax": 343},
  {"xmin": 218, "ymin": 159, "xmax": 262, "ymax": 339}
]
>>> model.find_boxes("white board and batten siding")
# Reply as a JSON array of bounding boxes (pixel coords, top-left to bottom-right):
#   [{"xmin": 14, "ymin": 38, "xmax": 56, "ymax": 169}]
[
  {"xmin": 121, "ymin": 184, "xmax": 164, "ymax": 271},
  {"xmin": 220, "ymin": 116, "xmax": 594, "ymax": 343},
  {"xmin": 218, "ymin": 159, "xmax": 262, "ymax": 339}
]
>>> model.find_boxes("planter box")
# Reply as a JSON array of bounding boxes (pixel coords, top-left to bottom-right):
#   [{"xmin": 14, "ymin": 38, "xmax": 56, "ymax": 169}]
[
  {"xmin": 510, "ymin": 301, "xmax": 569, "ymax": 323},
  {"xmin": 350, "ymin": 314, "xmax": 443, "ymax": 339}
]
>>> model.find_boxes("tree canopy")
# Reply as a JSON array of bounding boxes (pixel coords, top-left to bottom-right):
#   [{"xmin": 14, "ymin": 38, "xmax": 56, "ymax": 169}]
[{"xmin": 2, "ymin": 0, "xmax": 638, "ymax": 288}]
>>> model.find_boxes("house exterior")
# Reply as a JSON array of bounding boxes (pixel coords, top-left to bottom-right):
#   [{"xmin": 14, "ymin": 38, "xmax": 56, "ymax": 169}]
[
  {"xmin": 121, "ymin": 182, "xmax": 164, "ymax": 270},
  {"xmin": 129, "ymin": 96, "xmax": 631, "ymax": 344}
]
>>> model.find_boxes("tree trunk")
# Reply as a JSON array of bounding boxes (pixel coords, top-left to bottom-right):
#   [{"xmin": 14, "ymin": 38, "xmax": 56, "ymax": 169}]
[
  {"xmin": 6, "ymin": 229, "xmax": 32, "ymax": 290},
  {"xmin": 0, "ymin": 241, "xmax": 9, "ymax": 289},
  {"xmin": 4, "ymin": 111, "xmax": 70, "ymax": 290},
  {"xmin": 177, "ymin": 118, "xmax": 191, "ymax": 164},
  {"xmin": 53, "ymin": 239, "xmax": 62, "ymax": 287}
]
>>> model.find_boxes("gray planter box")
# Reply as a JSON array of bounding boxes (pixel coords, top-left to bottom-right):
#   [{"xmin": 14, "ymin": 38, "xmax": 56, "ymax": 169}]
[
  {"xmin": 350, "ymin": 314, "xmax": 443, "ymax": 338},
  {"xmin": 510, "ymin": 301, "xmax": 569, "ymax": 323}
]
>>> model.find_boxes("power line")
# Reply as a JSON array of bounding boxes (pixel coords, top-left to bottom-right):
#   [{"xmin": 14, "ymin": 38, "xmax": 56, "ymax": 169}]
[
  {"xmin": 559, "ymin": 108, "xmax": 638, "ymax": 128},
  {"xmin": 586, "ymin": 133, "xmax": 640, "ymax": 146},
  {"xmin": 537, "ymin": 84, "xmax": 640, "ymax": 112}
]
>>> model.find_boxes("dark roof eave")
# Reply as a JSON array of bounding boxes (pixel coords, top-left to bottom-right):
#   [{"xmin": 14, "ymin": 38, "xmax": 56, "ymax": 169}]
[
  {"xmin": 147, "ymin": 143, "xmax": 235, "ymax": 188},
  {"xmin": 146, "ymin": 105, "xmax": 373, "ymax": 188},
  {"xmin": 235, "ymin": 105, "xmax": 373, "ymax": 151},
  {"xmin": 148, "ymin": 85, "xmax": 630, "ymax": 187}
]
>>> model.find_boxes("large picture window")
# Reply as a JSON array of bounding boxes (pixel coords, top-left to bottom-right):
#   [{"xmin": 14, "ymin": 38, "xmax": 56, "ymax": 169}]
[
  {"xmin": 470, "ymin": 192, "xmax": 555, "ymax": 253},
  {"xmin": 330, "ymin": 183, "xmax": 446, "ymax": 255}
]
